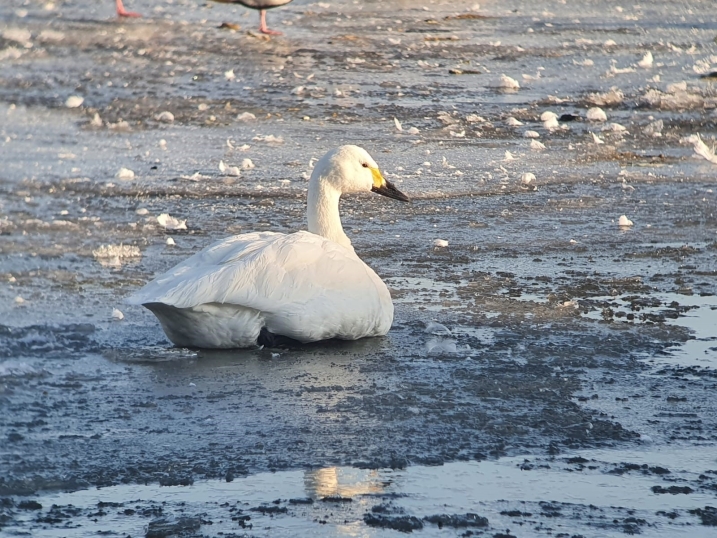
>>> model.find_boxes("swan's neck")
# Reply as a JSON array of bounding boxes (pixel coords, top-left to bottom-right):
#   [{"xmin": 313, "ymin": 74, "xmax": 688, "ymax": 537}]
[{"xmin": 307, "ymin": 174, "xmax": 352, "ymax": 250}]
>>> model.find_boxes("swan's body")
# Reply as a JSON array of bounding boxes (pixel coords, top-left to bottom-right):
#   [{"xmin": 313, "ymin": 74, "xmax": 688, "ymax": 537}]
[{"xmin": 127, "ymin": 145, "xmax": 409, "ymax": 349}]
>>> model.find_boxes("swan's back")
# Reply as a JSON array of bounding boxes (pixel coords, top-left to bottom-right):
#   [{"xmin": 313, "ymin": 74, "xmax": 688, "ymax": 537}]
[{"xmin": 128, "ymin": 231, "xmax": 393, "ymax": 348}]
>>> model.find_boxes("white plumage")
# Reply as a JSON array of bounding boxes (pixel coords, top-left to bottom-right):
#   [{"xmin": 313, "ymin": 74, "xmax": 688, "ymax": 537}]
[{"xmin": 127, "ymin": 145, "xmax": 409, "ymax": 349}]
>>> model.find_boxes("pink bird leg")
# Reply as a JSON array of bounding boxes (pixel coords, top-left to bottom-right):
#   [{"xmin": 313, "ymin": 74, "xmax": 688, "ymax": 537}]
[
  {"xmin": 116, "ymin": 0, "xmax": 141, "ymax": 17},
  {"xmin": 259, "ymin": 9, "xmax": 281, "ymax": 35}
]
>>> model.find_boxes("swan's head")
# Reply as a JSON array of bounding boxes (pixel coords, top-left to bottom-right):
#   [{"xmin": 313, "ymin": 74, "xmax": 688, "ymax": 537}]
[{"xmin": 314, "ymin": 145, "xmax": 409, "ymax": 202}]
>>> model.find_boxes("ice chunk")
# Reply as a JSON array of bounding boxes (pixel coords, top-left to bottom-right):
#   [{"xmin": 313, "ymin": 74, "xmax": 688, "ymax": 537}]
[
  {"xmin": 112, "ymin": 308, "xmax": 124, "ymax": 320},
  {"xmin": 523, "ymin": 130, "xmax": 540, "ymax": 138},
  {"xmin": 116, "ymin": 167, "xmax": 135, "ymax": 180},
  {"xmin": 637, "ymin": 51, "xmax": 653, "ymax": 68},
  {"xmin": 666, "ymin": 81, "xmax": 687, "ymax": 94},
  {"xmin": 426, "ymin": 338, "xmax": 458, "ymax": 355},
  {"xmin": 530, "ymin": 140, "xmax": 546, "ymax": 150},
  {"xmin": 521, "ymin": 172, "xmax": 536, "ymax": 185},
  {"xmin": 543, "ymin": 116, "xmax": 559, "ymax": 130},
  {"xmin": 165, "ymin": 237, "xmax": 176, "ymax": 246},
  {"xmin": 506, "ymin": 117, "xmax": 523, "ymax": 126},
  {"xmin": 425, "ymin": 321, "xmax": 451, "ymax": 335},
  {"xmin": 155, "ymin": 111, "xmax": 174, "ymax": 123},
  {"xmin": 585, "ymin": 88, "xmax": 624, "ymax": 107},
  {"xmin": 540, "ymin": 111, "xmax": 558, "ymax": 121},
  {"xmin": 157, "ymin": 214, "xmax": 187, "ymax": 230},
  {"xmin": 237, "ymin": 112, "xmax": 256, "ymax": 121},
  {"xmin": 433, "ymin": 239, "xmax": 449, "ymax": 248},
  {"xmin": 643, "ymin": 119, "xmax": 663, "ymax": 137},
  {"xmin": 499, "ymin": 74, "xmax": 520, "ymax": 89},
  {"xmin": 683, "ymin": 134, "xmax": 717, "ymax": 164},
  {"xmin": 394, "ymin": 117, "xmax": 403, "ymax": 131},
  {"xmin": 92, "ymin": 244, "xmax": 141, "ymax": 266},
  {"xmin": 65, "ymin": 95, "xmax": 84, "ymax": 108},
  {"xmin": 253, "ymin": 134, "xmax": 284, "ymax": 144},
  {"xmin": 618, "ymin": 215, "xmax": 634, "ymax": 227},
  {"xmin": 586, "ymin": 107, "xmax": 607, "ymax": 122}
]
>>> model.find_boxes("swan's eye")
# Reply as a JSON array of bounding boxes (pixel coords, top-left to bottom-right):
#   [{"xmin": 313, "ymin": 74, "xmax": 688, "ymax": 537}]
[{"xmin": 361, "ymin": 163, "xmax": 369, "ymax": 168}]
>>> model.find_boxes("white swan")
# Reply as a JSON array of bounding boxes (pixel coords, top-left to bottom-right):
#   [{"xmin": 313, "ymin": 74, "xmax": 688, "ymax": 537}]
[{"xmin": 127, "ymin": 145, "xmax": 409, "ymax": 349}]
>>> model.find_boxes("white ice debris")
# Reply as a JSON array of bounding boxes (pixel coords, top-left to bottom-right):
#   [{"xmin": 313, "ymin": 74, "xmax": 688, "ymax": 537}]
[
  {"xmin": 3, "ymin": 28, "xmax": 32, "ymax": 46},
  {"xmin": 159, "ymin": 139, "xmax": 167, "ymax": 150},
  {"xmin": 639, "ymin": 87, "xmax": 708, "ymax": 110},
  {"xmin": 135, "ymin": 208, "xmax": 149, "ymax": 216},
  {"xmin": 407, "ymin": 126, "xmax": 420, "ymax": 135},
  {"xmin": 115, "ymin": 167, "xmax": 135, "ymax": 180},
  {"xmin": 394, "ymin": 117, "xmax": 403, "ymax": 131},
  {"xmin": 504, "ymin": 151, "xmax": 515, "ymax": 161},
  {"xmin": 523, "ymin": 130, "xmax": 540, "ymax": 138},
  {"xmin": 637, "ymin": 51, "xmax": 653, "ymax": 68},
  {"xmin": 530, "ymin": 139, "xmax": 546, "ymax": 150},
  {"xmin": 466, "ymin": 114, "xmax": 485, "ymax": 123},
  {"xmin": 92, "ymin": 244, "xmax": 141, "ymax": 265},
  {"xmin": 643, "ymin": 119, "xmax": 663, "ymax": 137},
  {"xmin": 155, "ymin": 111, "xmax": 175, "ymax": 123},
  {"xmin": 586, "ymin": 107, "xmax": 607, "ymax": 122},
  {"xmin": 219, "ymin": 160, "xmax": 241, "ymax": 176},
  {"xmin": 608, "ymin": 122, "xmax": 627, "ymax": 133},
  {"xmin": 224, "ymin": 69, "xmax": 236, "ymax": 80},
  {"xmin": 604, "ymin": 39, "xmax": 617, "ymax": 47},
  {"xmin": 433, "ymin": 239, "xmax": 449, "ymax": 248},
  {"xmin": 426, "ymin": 338, "xmax": 458, "ymax": 355},
  {"xmin": 693, "ymin": 58, "xmax": 714, "ymax": 75},
  {"xmin": 236, "ymin": 112, "xmax": 256, "ymax": 121},
  {"xmin": 609, "ymin": 62, "xmax": 635, "ymax": 75},
  {"xmin": 14, "ymin": 296, "xmax": 25, "ymax": 305},
  {"xmin": 618, "ymin": 215, "xmax": 634, "ymax": 227},
  {"xmin": 157, "ymin": 213, "xmax": 187, "ymax": 230},
  {"xmin": 166, "ymin": 237, "xmax": 176, "ymax": 246},
  {"xmin": 521, "ymin": 172, "xmax": 536, "ymax": 185},
  {"xmin": 499, "ymin": 74, "xmax": 520, "ymax": 89},
  {"xmin": 543, "ymin": 116, "xmax": 559, "ymax": 131},
  {"xmin": 437, "ymin": 111, "xmax": 458, "ymax": 125},
  {"xmin": 683, "ymin": 134, "xmax": 717, "ymax": 164},
  {"xmin": 667, "ymin": 81, "xmax": 687, "ymax": 94},
  {"xmin": 586, "ymin": 88, "xmax": 624, "ymax": 107},
  {"xmin": 540, "ymin": 111, "xmax": 558, "ymax": 121},
  {"xmin": 506, "ymin": 117, "xmax": 523, "ymax": 126},
  {"xmin": 241, "ymin": 158, "xmax": 255, "ymax": 170},
  {"xmin": 65, "ymin": 95, "xmax": 84, "ymax": 108},
  {"xmin": 112, "ymin": 308, "xmax": 124, "ymax": 321},
  {"xmin": 591, "ymin": 133, "xmax": 605, "ymax": 144},
  {"xmin": 252, "ymin": 134, "xmax": 284, "ymax": 144},
  {"xmin": 573, "ymin": 58, "xmax": 594, "ymax": 66},
  {"xmin": 424, "ymin": 321, "xmax": 451, "ymax": 335},
  {"xmin": 90, "ymin": 112, "xmax": 103, "ymax": 127}
]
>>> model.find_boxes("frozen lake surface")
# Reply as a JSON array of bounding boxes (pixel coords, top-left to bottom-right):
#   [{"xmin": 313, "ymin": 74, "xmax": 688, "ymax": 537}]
[{"xmin": 1, "ymin": 0, "xmax": 716, "ymax": 535}]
